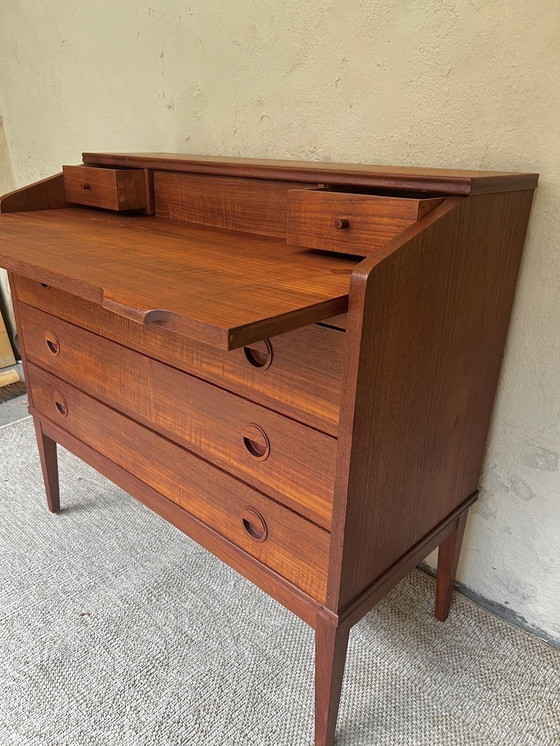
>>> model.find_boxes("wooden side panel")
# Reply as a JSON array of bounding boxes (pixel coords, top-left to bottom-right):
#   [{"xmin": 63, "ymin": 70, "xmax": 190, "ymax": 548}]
[
  {"xmin": 0, "ymin": 173, "xmax": 67, "ymax": 213},
  {"xmin": 29, "ymin": 363, "xmax": 330, "ymax": 603},
  {"xmin": 329, "ymin": 191, "xmax": 535, "ymax": 610},
  {"xmin": 155, "ymin": 171, "xmax": 314, "ymax": 237}
]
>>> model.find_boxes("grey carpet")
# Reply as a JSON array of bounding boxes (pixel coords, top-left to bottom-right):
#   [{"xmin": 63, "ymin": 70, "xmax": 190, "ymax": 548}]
[{"xmin": 0, "ymin": 418, "xmax": 558, "ymax": 746}]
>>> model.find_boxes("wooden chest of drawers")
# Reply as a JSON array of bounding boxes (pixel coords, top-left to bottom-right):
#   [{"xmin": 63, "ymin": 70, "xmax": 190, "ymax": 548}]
[{"xmin": 0, "ymin": 153, "xmax": 538, "ymax": 745}]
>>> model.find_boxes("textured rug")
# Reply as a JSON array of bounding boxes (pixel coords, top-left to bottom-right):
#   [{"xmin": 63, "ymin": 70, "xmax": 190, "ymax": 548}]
[{"xmin": 0, "ymin": 418, "xmax": 558, "ymax": 746}]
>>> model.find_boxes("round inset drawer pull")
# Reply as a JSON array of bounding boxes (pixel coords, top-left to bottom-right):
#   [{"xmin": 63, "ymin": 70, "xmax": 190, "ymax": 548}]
[
  {"xmin": 243, "ymin": 339, "xmax": 273, "ymax": 370},
  {"xmin": 80, "ymin": 182, "xmax": 92, "ymax": 190},
  {"xmin": 241, "ymin": 508, "xmax": 268, "ymax": 543},
  {"xmin": 44, "ymin": 330, "xmax": 60, "ymax": 356},
  {"xmin": 39, "ymin": 283, "xmax": 51, "ymax": 289},
  {"xmin": 53, "ymin": 391, "xmax": 68, "ymax": 418},
  {"xmin": 334, "ymin": 218, "xmax": 350, "ymax": 230},
  {"xmin": 242, "ymin": 424, "xmax": 270, "ymax": 461}
]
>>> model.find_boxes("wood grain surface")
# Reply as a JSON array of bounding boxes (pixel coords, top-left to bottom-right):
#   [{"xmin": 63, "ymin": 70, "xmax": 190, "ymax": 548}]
[
  {"xmin": 329, "ymin": 191, "xmax": 535, "ymax": 610},
  {"xmin": 288, "ymin": 188, "xmax": 444, "ymax": 255},
  {"xmin": 13, "ymin": 276, "xmax": 345, "ymax": 435},
  {"xmin": 0, "ymin": 208, "xmax": 359, "ymax": 349},
  {"xmin": 83, "ymin": 152, "xmax": 539, "ymax": 195},
  {"xmin": 0, "ymin": 173, "xmax": 67, "ymax": 213},
  {"xmin": 29, "ymin": 363, "xmax": 331, "ymax": 602},
  {"xmin": 155, "ymin": 171, "xmax": 312, "ymax": 237},
  {"xmin": 63, "ymin": 165, "xmax": 147, "ymax": 211},
  {"xmin": 19, "ymin": 303, "xmax": 337, "ymax": 528}
]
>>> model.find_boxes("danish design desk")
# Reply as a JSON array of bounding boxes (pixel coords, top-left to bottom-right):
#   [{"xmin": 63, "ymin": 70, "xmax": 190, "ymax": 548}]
[{"xmin": 0, "ymin": 154, "xmax": 538, "ymax": 745}]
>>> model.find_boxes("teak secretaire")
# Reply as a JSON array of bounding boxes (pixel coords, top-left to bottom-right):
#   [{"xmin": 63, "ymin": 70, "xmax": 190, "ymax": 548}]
[{"xmin": 0, "ymin": 153, "xmax": 538, "ymax": 745}]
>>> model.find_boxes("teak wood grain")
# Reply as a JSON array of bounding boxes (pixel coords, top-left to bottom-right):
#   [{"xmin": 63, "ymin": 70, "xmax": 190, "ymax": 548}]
[
  {"xmin": 329, "ymin": 190, "xmax": 535, "ymax": 610},
  {"xmin": 287, "ymin": 188, "xmax": 444, "ymax": 256},
  {"xmin": 28, "ymin": 363, "xmax": 330, "ymax": 602},
  {"xmin": 83, "ymin": 152, "xmax": 538, "ymax": 195},
  {"xmin": 155, "ymin": 171, "xmax": 312, "ymax": 237},
  {"xmin": 62, "ymin": 165, "xmax": 147, "ymax": 211},
  {"xmin": 43, "ymin": 411, "xmax": 329, "ymax": 628},
  {"xmin": 0, "ymin": 173, "xmax": 68, "ymax": 213},
  {"xmin": 19, "ymin": 303, "xmax": 336, "ymax": 528},
  {"xmin": 12, "ymin": 275, "xmax": 345, "ymax": 435},
  {"xmin": 0, "ymin": 208, "xmax": 358, "ymax": 349},
  {"xmin": 0, "ymin": 153, "xmax": 538, "ymax": 746}
]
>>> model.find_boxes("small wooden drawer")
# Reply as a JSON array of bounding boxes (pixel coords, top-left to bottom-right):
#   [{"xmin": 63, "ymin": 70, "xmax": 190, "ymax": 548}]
[
  {"xmin": 18, "ymin": 303, "xmax": 337, "ymax": 529},
  {"xmin": 13, "ymin": 276, "xmax": 344, "ymax": 436},
  {"xmin": 62, "ymin": 165, "xmax": 146, "ymax": 211},
  {"xmin": 28, "ymin": 364, "xmax": 330, "ymax": 602},
  {"xmin": 287, "ymin": 188, "xmax": 444, "ymax": 256}
]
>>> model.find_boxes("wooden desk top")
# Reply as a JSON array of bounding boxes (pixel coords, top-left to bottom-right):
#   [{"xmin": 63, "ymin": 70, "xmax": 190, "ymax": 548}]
[{"xmin": 0, "ymin": 208, "xmax": 359, "ymax": 349}]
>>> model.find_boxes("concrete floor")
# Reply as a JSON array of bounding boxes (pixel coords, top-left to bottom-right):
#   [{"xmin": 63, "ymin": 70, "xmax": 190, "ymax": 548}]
[{"xmin": 0, "ymin": 362, "xmax": 28, "ymax": 427}]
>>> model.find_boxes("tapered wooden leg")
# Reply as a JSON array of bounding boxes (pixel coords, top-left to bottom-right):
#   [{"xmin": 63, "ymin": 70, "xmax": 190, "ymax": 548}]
[
  {"xmin": 315, "ymin": 616, "xmax": 350, "ymax": 746},
  {"xmin": 34, "ymin": 418, "xmax": 60, "ymax": 513},
  {"xmin": 435, "ymin": 510, "xmax": 468, "ymax": 621}
]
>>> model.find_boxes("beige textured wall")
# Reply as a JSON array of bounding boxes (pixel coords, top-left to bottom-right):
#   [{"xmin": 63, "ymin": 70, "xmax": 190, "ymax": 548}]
[
  {"xmin": 0, "ymin": 116, "xmax": 15, "ymax": 339},
  {"xmin": 0, "ymin": 1, "xmax": 558, "ymax": 639}
]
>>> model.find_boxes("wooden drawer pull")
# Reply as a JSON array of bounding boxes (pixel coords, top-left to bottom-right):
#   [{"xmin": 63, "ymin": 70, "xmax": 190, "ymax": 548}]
[
  {"xmin": 243, "ymin": 339, "xmax": 273, "ymax": 369},
  {"xmin": 44, "ymin": 330, "xmax": 60, "ymax": 356},
  {"xmin": 242, "ymin": 424, "xmax": 270, "ymax": 460},
  {"xmin": 80, "ymin": 182, "xmax": 92, "ymax": 190},
  {"xmin": 53, "ymin": 391, "xmax": 68, "ymax": 418},
  {"xmin": 241, "ymin": 508, "xmax": 268, "ymax": 543},
  {"xmin": 334, "ymin": 218, "xmax": 350, "ymax": 230}
]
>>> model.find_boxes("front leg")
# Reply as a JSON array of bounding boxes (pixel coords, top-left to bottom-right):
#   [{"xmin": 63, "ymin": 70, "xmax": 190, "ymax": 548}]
[
  {"xmin": 315, "ymin": 614, "xmax": 350, "ymax": 746},
  {"xmin": 34, "ymin": 417, "xmax": 60, "ymax": 513}
]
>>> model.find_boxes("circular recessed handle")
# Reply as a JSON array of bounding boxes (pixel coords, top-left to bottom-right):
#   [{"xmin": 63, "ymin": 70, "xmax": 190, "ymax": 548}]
[
  {"xmin": 80, "ymin": 182, "xmax": 92, "ymax": 190},
  {"xmin": 44, "ymin": 329, "xmax": 60, "ymax": 356},
  {"xmin": 53, "ymin": 391, "xmax": 68, "ymax": 418},
  {"xmin": 39, "ymin": 283, "xmax": 51, "ymax": 289},
  {"xmin": 242, "ymin": 424, "xmax": 270, "ymax": 461},
  {"xmin": 241, "ymin": 508, "xmax": 268, "ymax": 543},
  {"xmin": 334, "ymin": 218, "xmax": 350, "ymax": 230},
  {"xmin": 243, "ymin": 339, "xmax": 273, "ymax": 370}
]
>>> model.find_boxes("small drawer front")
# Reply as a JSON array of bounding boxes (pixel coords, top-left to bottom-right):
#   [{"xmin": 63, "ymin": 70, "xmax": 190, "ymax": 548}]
[
  {"xmin": 18, "ymin": 303, "xmax": 337, "ymax": 529},
  {"xmin": 287, "ymin": 189, "xmax": 444, "ymax": 256},
  {"xmin": 28, "ymin": 364, "xmax": 330, "ymax": 603},
  {"xmin": 63, "ymin": 165, "xmax": 146, "ymax": 211},
  {"xmin": 13, "ymin": 276, "xmax": 344, "ymax": 436}
]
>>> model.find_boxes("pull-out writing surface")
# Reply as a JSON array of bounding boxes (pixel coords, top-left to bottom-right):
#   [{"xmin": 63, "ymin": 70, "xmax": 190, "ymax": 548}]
[{"xmin": 0, "ymin": 207, "xmax": 359, "ymax": 349}]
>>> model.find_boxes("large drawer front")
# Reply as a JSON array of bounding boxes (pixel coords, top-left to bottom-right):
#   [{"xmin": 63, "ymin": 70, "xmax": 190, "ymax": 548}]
[
  {"xmin": 13, "ymin": 276, "xmax": 343, "ymax": 436},
  {"xmin": 19, "ymin": 303, "xmax": 336, "ymax": 529},
  {"xmin": 28, "ymin": 364, "xmax": 330, "ymax": 602}
]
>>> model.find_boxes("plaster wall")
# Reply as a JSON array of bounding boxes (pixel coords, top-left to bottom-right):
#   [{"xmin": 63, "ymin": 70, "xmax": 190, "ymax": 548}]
[
  {"xmin": 0, "ymin": 0, "xmax": 558, "ymax": 640},
  {"xmin": 0, "ymin": 116, "xmax": 15, "ymax": 338}
]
